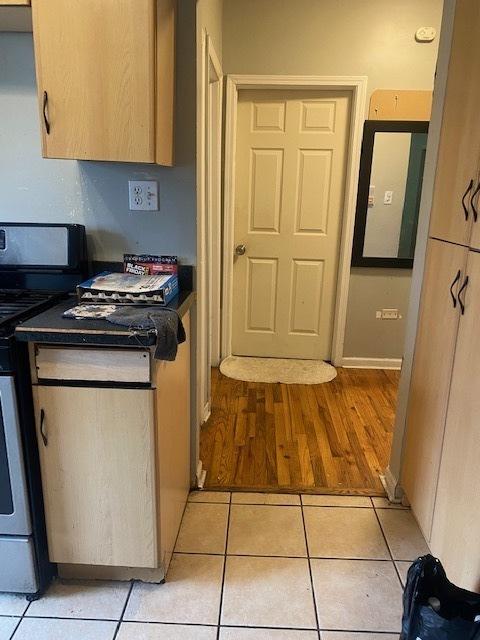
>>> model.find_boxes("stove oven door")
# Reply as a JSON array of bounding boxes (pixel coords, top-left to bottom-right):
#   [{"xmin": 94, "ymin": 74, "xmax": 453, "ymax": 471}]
[
  {"xmin": 0, "ymin": 376, "xmax": 39, "ymax": 593},
  {"xmin": 0, "ymin": 376, "xmax": 31, "ymax": 535}
]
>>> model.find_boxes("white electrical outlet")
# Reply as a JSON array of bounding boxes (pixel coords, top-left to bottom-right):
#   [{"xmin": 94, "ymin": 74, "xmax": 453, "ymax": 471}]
[
  {"xmin": 377, "ymin": 309, "xmax": 401, "ymax": 319},
  {"xmin": 382, "ymin": 308, "xmax": 399, "ymax": 320},
  {"xmin": 128, "ymin": 180, "xmax": 159, "ymax": 211},
  {"xmin": 384, "ymin": 190, "xmax": 393, "ymax": 205}
]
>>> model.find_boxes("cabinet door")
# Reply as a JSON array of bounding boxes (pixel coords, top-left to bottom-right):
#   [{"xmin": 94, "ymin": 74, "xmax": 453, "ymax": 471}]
[
  {"xmin": 32, "ymin": 0, "xmax": 156, "ymax": 162},
  {"xmin": 467, "ymin": 164, "xmax": 480, "ymax": 250},
  {"xmin": 428, "ymin": 0, "xmax": 480, "ymax": 246},
  {"xmin": 401, "ymin": 238, "xmax": 467, "ymax": 540},
  {"xmin": 430, "ymin": 250, "xmax": 480, "ymax": 590},
  {"xmin": 33, "ymin": 386, "xmax": 157, "ymax": 567}
]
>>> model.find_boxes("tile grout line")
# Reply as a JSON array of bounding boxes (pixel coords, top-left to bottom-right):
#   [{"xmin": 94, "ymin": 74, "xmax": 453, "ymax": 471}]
[
  {"xmin": 15, "ymin": 616, "xmax": 218, "ymax": 627},
  {"xmin": 300, "ymin": 496, "xmax": 322, "ymax": 640},
  {"xmin": 6, "ymin": 616, "xmax": 403, "ymax": 634},
  {"xmin": 13, "ymin": 615, "xmax": 121, "ymax": 623},
  {"xmin": 216, "ymin": 491, "xmax": 232, "ymax": 640},
  {"xmin": 7, "ymin": 613, "xmax": 24, "ymax": 640},
  {"xmin": 191, "ymin": 497, "xmax": 407, "ymax": 509},
  {"xmin": 372, "ymin": 502, "xmax": 405, "ymax": 590},
  {"xmin": 8, "ymin": 595, "xmax": 32, "ymax": 639},
  {"xmin": 173, "ymin": 550, "xmax": 406, "ymax": 561},
  {"xmin": 112, "ymin": 580, "xmax": 135, "ymax": 640}
]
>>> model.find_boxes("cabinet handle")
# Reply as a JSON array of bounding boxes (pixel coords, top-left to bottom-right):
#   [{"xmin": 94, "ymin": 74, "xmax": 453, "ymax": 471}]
[
  {"xmin": 449, "ymin": 269, "xmax": 461, "ymax": 308},
  {"xmin": 470, "ymin": 181, "xmax": 480, "ymax": 222},
  {"xmin": 42, "ymin": 91, "xmax": 50, "ymax": 135},
  {"xmin": 39, "ymin": 409, "xmax": 48, "ymax": 446},
  {"xmin": 462, "ymin": 179, "xmax": 474, "ymax": 221},
  {"xmin": 458, "ymin": 275, "xmax": 469, "ymax": 315}
]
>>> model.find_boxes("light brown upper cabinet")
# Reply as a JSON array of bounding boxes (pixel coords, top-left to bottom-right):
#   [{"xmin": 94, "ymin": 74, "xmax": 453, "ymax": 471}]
[
  {"xmin": 0, "ymin": 1, "xmax": 30, "ymax": 5},
  {"xmin": 31, "ymin": 0, "xmax": 175, "ymax": 165},
  {"xmin": 428, "ymin": 0, "xmax": 480, "ymax": 247}
]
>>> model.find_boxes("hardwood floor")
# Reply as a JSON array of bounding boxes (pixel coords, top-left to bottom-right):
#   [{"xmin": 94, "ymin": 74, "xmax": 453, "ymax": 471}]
[{"xmin": 200, "ymin": 367, "xmax": 400, "ymax": 495}]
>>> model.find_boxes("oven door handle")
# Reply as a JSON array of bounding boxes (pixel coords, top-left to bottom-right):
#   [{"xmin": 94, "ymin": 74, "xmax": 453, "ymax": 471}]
[{"xmin": 39, "ymin": 409, "xmax": 48, "ymax": 447}]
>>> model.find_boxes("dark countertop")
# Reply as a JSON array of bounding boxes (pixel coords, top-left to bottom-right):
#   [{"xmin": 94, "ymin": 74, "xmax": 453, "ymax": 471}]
[{"xmin": 15, "ymin": 291, "xmax": 195, "ymax": 347}]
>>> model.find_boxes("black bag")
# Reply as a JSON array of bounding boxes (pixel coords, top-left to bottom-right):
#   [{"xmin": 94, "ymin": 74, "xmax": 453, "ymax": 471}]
[{"xmin": 401, "ymin": 555, "xmax": 480, "ymax": 640}]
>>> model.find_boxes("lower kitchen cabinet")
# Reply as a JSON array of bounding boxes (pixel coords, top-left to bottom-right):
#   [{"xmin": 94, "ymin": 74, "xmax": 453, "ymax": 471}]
[
  {"xmin": 33, "ymin": 386, "xmax": 157, "ymax": 567},
  {"xmin": 430, "ymin": 250, "xmax": 480, "ymax": 589},
  {"xmin": 401, "ymin": 238, "xmax": 467, "ymax": 540},
  {"xmin": 403, "ymin": 243, "xmax": 480, "ymax": 590},
  {"xmin": 31, "ymin": 312, "xmax": 190, "ymax": 575}
]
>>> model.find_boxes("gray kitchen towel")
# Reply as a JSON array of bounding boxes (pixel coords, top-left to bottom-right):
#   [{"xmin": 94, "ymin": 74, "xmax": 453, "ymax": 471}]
[{"xmin": 106, "ymin": 307, "xmax": 186, "ymax": 361}]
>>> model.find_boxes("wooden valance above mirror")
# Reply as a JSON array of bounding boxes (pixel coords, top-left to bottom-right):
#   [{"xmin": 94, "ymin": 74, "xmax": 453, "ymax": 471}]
[{"xmin": 369, "ymin": 89, "xmax": 432, "ymax": 121}]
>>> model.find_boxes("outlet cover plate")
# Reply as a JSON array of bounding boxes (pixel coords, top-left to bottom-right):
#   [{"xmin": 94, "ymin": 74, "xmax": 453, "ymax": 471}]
[
  {"xmin": 128, "ymin": 180, "xmax": 159, "ymax": 211},
  {"xmin": 382, "ymin": 308, "xmax": 399, "ymax": 319}
]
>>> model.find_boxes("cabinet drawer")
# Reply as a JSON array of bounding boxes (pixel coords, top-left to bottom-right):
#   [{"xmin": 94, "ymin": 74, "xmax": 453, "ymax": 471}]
[{"xmin": 35, "ymin": 347, "xmax": 150, "ymax": 383}]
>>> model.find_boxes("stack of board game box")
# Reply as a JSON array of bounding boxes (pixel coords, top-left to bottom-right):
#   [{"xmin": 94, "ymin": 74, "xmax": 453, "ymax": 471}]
[{"xmin": 76, "ymin": 254, "xmax": 179, "ymax": 305}]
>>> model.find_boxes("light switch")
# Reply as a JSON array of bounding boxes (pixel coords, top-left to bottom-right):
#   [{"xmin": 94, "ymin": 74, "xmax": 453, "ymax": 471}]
[
  {"xmin": 384, "ymin": 190, "xmax": 393, "ymax": 205},
  {"xmin": 368, "ymin": 185, "xmax": 375, "ymax": 207}
]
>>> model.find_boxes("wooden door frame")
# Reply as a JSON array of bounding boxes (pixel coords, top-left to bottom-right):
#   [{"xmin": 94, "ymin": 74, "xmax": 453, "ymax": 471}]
[
  {"xmin": 221, "ymin": 74, "xmax": 367, "ymax": 364},
  {"xmin": 207, "ymin": 41, "xmax": 223, "ymax": 371},
  {"xmin": 196, "ymin": 29, "xmax": 223, "ymax": 456}
]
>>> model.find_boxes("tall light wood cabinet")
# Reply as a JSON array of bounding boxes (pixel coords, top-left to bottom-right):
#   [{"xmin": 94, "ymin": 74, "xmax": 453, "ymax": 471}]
[
  {"xmin": 401, "ymin": 239, "xmax": 467, "ymax": 539},
  {"xmin": 402, "ymin": 0, "xmax": 480, "ymax": 591},
  {"xmin": 31, "ymin": 0, "xmax": 176, "ymax": 164},
  {"xmin": 430, "ymin": 250, "xmax": 480, "ymax": 589},
  {"xmin": 428, "ymin": 0, "xmax": 480, "ymax": 246}
]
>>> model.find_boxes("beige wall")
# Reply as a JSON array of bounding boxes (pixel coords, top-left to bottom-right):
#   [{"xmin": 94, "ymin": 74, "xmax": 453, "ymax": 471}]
[
  {"xmin": 344, "ymin": 268, "xmax": 412, "ymax": 359},
  {"xmin": 197, "ymin": 0, "xmax": 223, "ymax": 61},
  {"xmin": 223, "ymin": 0, "xmax": 443, "ymax": 360}
]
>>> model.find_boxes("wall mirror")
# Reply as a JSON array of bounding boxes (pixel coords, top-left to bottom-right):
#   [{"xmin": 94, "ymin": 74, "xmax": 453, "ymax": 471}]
[{"xmin": 351, "ymin": 120, "xmax": 429, "ymax": 268}]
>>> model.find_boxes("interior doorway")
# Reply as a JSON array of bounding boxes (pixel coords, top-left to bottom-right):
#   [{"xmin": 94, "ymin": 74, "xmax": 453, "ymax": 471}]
[
  {"xmin": 199, "ymin": 78, "xmax": 430, "ymax": 496},
  {"xmin": 221, "ymin": 76, "xmax": 367, "ymax": 366}
]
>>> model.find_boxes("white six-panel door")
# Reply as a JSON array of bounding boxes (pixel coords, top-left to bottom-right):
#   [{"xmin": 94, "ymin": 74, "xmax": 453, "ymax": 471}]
[{"xmin": 232, "ymin": 90, "xmax": 351, "ymax": 359}]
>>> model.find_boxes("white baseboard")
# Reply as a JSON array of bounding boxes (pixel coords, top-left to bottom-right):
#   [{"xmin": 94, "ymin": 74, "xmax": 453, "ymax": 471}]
[
  {"xmin": 202, "ymin": 402, "xmax": 211, "ymax": 424},
  {"xmin": 340, "ymin": 357, "xmax": 402, "ymax": 370},
  {"xmin": 196, "ymin": 460, "xmax": 206, "ymax": 489},
  {"xmin": 380, "ymin": 466, "xmax": 404, "ymax": 502}
]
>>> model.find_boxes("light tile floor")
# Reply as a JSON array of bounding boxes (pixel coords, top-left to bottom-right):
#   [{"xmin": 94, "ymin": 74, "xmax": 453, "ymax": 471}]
[{"xmin": 0, "ymin": 492, "xmax": 429, "ymax": 639}]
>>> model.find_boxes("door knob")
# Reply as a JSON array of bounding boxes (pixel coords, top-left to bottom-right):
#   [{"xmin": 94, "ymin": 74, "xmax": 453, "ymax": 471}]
[{"xmin": 235, "ymin": 244, "xmax": 246, "ymax": 256}]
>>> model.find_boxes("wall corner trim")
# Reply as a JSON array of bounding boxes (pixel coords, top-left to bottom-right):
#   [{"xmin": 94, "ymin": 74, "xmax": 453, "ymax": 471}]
[{"xmin": 380, "ymin": 466, "xmax": 404, "ymax": 502}]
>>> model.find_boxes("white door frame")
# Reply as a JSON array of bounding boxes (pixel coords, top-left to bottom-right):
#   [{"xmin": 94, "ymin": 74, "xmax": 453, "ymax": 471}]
[
  {"xmin": 221, "ymin": 75, "xmax": 367, "ymax": 365},
  {"xmin": 197, "ymin": 30, "xmax": 223, "ymax": 434},
  {"xmin": 207, "ymin": 41, "xmax": 223, "ymax": 370}
]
